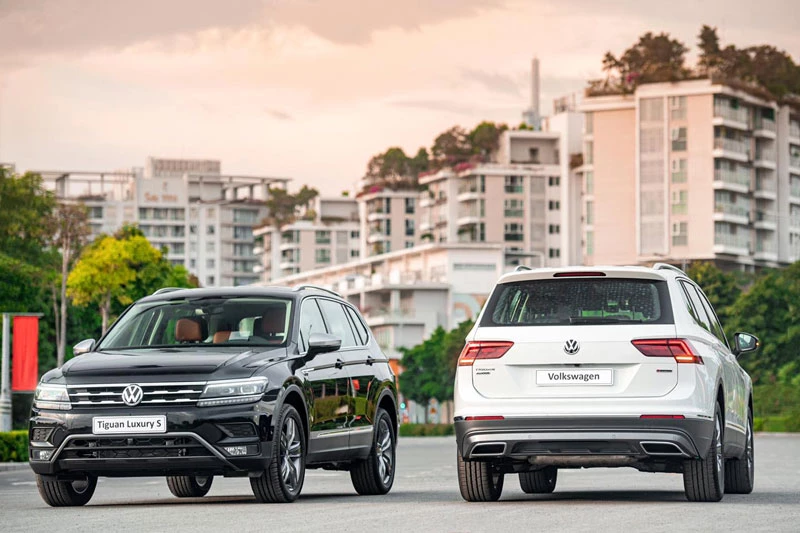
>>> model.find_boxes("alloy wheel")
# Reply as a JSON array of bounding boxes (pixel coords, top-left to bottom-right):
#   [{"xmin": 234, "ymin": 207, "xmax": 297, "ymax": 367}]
[
  {"xmin": 376, "ymin": 418, "xmax": 394, "ymax": 485},
  {"xmin": 281, "ymin": 417, "xmax": 303, "ymax": 494}
]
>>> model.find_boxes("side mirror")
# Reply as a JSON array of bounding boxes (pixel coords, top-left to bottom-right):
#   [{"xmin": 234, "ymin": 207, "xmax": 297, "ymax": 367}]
[
  {"xmin": 73, "ymin": 338, "xmax": 96, "ymax": 356},
  {"xmin": 732, "ymin": 332, "xmax": 759, "ymax": 357},
  {"xmin": 307, "ymin": 333, "xmax": 341, "ymax": 357}
]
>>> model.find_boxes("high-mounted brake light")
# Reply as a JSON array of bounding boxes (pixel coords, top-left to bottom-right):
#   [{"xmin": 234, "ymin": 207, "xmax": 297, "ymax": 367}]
[
  {"xmin": 632, "ymin": 339, "xmax": 703, "ymax": 364},
  {"xmin": 458, "ymin": 341, "xmax": 514, "ymax": 366},
  {"xmin": 553, "ymin": 271, "xmax": 607, "ymax": 277}
]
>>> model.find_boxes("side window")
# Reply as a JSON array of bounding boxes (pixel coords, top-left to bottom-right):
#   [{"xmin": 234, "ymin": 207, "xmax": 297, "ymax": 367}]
[
  {"xmin": 345, "ymin": 306, "xmax": 369, "ymax": 345},
  {"xmin": 298, "ymin": 298, "xmax": 327, "ymax": 353},
  {"xmin": 695, "ymin": 287, "xmax": 729, "ymax": 348},
  {"xmin": 680, "ymin": 281, "xmax": 712, "ymax": 334},
  {"xmin": 318, "ymin": 299, "xmax": 357, "ymax": 348}
]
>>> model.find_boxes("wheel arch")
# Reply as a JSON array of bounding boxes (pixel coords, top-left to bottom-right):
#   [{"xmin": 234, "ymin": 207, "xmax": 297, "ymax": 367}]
[
  {"xmin": 279, "ymin": 383, "xmax": 310, "ymax": 443},
  {"xmin": 376, "ymin": 389, "xmax": 398, "ymax": 436}
]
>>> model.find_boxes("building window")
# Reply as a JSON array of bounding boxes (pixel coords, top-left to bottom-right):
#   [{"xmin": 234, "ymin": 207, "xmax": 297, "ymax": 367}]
[
  {"xmin": 405, "ymin": 241, "xmax": 415, "ymax": 249},
  {"xmin": 672, "ymin": 190, "xmax": 688, "ymax": 215},
  {"xmin": 315, "ymin": 249, "xmax": 331, "ymax": 264},
  {"xmin": 405, "ymin": 218, "xmax": 415, "ymax": 236},
  {"xmin": 384, "ymin": 219, "xmax": 391, "ymax": 236},
  {"xmin": 207, "ymin": 208, "xmax": 216, "ymax": 218},
  {"xmin": 405, "ymin": 198, "xmax": 415, "ymax": 214},
  {"xmin": 350, "ymin": 249, "xmax": 359, "ymax": 258},
  {"xmin": 384, "ymin": 198, "xmax": 392, "ymax": 214},
  {"xmin": 350, "ymin": 230, "xmax": 359, "ymax": 239},
  {"xmin": 207, "ymin": 276, "xmax": 215, "ymax": 286},
  {"xmin": 504, "ymin": 176, "xmax": 524, "ymax": 193},
  {"xmin": 233, "ymin": 226, "xmax": 253, "ymax": 240},
  {"xmin": 584, "ymin": 140, "xmax": 594, "ymax": 165},
  {"xmin": 586, "ymin": 231, "xmax": 594, "ymax": 256},
  {"xmin": 549, "ymin": 224, "xmax": 560, "ymax": 235},
  {"xmin": 207, "ymin": 241, "xmax": 215, "ymax": 253},
  {"xmin": 670, "ymin": 96, "xmax": 687, "ymax": 120},
  {"xmin": 315, "ymin": 230, "xmax": 331, "ymax": 244},
  {"xmin": 206, "ymin": 259, "xmax": 215, "ymax": 269},
  {"xmin": 671, "ymin": 127, "xmax": 687, "ymax": 151},
  {"xmin": 672, "ymin": 222, "xmax": 688, "ymax": 246},
  {"xmin": 504, "ymin": 199, "xmax": 524, "ymax": 218},
  {"xmin": 548, "ymin": 176, "xmax": 560, "ymax": 187},
  {"xmin": 207, "ymin": 225, "xmax": 215, "ymax": 235},
  {"xmin": 586, "ymin": 201, "xmax": 594, "ymax": 225},
  {"xmin": 190, "ymin": 259, "xmax": 196, "ymax": 269},
  {"xmin": 548, "ymin": 248, "xmax": 561, "ymax": 258},
  {"xmin": 548, "ymin": 200, "xmax": 560, "ymax": 211},
  {"xmin": 504, "ymin": 223, "xmax": 524, "ymax": 242},
  {"xmin": 585, "ymin": 171, "xmax": 594, "ymax": 194},
  {"xmin": 672, "ymin": 159, "xmax": 688, "ymax": 183}
]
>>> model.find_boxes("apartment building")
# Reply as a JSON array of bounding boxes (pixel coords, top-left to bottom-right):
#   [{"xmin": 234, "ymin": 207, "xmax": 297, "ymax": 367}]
[
  {"xmin": 417, "ymin": 116, "xmax": 583, "ymax": 268},
  {"xmin": 39, "ymin": 157, "xmax": 288, "ymax": 287},
  {"xmin": 255, "ymin": 196, "xmax": 361, "ymax": 280},
  {"xmin": 580, "ymin": 79, "xmax": 800, "ymax": 270},
  {"xmin": 357, "ymin": 188, "xmax": 420, "ymax": 257}
]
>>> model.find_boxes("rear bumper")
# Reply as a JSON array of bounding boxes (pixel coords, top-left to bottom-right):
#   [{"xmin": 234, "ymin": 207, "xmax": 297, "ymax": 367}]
[{"xmin": 455, "ymin": 416, "xmax": 714, "ymax": 462}]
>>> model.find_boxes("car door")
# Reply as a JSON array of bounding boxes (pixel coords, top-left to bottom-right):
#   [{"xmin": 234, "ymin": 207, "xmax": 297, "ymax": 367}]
[
  {"xmin": 316, "ymin": 299, "xmax": 374, "ymax": 452},
  {"xmin": 297, "ymin": 297, "xmax": 351, "ymax": 458}
]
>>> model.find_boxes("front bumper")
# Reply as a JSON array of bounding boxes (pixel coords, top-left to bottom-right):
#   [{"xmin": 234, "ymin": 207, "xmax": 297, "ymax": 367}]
[
  {"xmin": 28, "ymin": 402, "xmax": 276, "ymax": 477},
  {"xmin": 455, "ymin": 416, "xmax": 714, "ymax": 462}
]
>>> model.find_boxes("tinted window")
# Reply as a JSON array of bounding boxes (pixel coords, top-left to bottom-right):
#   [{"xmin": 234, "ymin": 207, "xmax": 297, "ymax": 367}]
[
  {"xmin": 345, "ymin": 306, "xmax": 369, "ymax": 345},
  {"xmin": 693, "ymin": 284, "xmax": 729, "ymax": 347},
  {"xmin": 680, "ymin": 281, "xmax": 712, "ymax": 333},
  {"xmin": 318, "ymin": 299, "xmax": 357, "ymax": 348},
  {"xmin": 482, "ymin": 278, "xmax": 673, "ymax": 326},
  {"xmin": 298, "ymin": 298, "xmax": 327, "ymax": 353}
]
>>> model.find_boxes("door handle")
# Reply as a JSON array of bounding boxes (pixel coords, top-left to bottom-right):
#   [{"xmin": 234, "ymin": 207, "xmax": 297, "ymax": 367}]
[{"xmin": 335, "ymin": 359, "xmax": 344, "ymax": 370}]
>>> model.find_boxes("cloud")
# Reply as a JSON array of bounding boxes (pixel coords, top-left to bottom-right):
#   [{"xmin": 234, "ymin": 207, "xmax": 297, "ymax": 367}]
[
  {"xmin": 461, "ymin": 68, "xmax": 523, "ymax": 97},
  {"xmin": 263, "ymin": 107, "xmax": 293, "ymax": 120}
]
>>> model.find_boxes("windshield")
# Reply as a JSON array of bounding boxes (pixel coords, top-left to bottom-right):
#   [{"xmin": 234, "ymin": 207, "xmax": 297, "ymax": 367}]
[
  {"xmin": 481, "ymin": 278, "xmax": 673, "ymax": 327},
  {"xmin": 99, "ymin": 297, "xmax": 293, "ymax": 350}
]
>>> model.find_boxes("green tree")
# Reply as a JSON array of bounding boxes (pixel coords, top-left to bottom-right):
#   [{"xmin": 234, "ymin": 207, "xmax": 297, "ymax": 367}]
[
  {"xmin": 399, "ymin": 327, "xmax": 448, "ymax": 421},
  {"xmin": 469, "ymin": 122, "xmax": 508, "ymax": 160},
  {"xmin": 439, "ymin": 320, "xmax": 474, "ymax": 400},
  {"xmin": 602, "ymin": 31, "xmax": 690, "ymax": 92},
  {"xmin": 697, "ymin": 24, "xmax": 722, "ymax": 75},
  {"xmin": 686, "ymin": 262, "xmax": 742, "ymax": 327},
  {"xmin": 0, "ymin": 169, "xmax": 57, "ymax": 266},
  {"xmin": 263, "ymin": 186, "xmax": 320, "ymax": 228},
  {"xmin": 431, "ymin": 126, "xmax": 472, "ymax": 169},
  {"xmin": 726, "ymin": 263, "xmax": 800, "ymax": 382}
]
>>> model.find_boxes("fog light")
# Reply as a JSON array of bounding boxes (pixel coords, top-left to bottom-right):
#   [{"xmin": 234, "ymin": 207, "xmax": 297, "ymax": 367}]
[
  {"xmin": 223, "ymin": 446, "xmax": 248, "ymax": 456},
  {"xmin": 32, "ymin": 449, "xmax": 53, "ymax": 461}
]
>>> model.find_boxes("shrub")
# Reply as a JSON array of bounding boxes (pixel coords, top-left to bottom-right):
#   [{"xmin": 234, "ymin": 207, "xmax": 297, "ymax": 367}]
[
  {"xmin": 399, "ymin": 424, "xmax": 454, "ymax": 437},
  {"xmin": 0, "ymin": 431, "xmax": 28, "ymax": 462}
]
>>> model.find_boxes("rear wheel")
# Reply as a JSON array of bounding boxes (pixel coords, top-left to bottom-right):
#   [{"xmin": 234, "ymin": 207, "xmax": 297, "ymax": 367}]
[
  {"xmin": 36, "ymin": 474, "xmax": 97, "ymax": 507},
  {"xmin": 457, "ymin": 452, "xmax": 504, "ymax": 502},
  {"xmin": 519, "ymin": 466, "xmax": 557, "ymax": 494},
  {"xmin": 725, "ymin": 408, "xmax": 755, "ymax": 494},
  {"xmin": 350, "ymin": 408, "xmax": 396, "ymax": 495},
  {"xmin": 250, "ymin": 403, "xmax": 306, "ymax": 503},
  {"xmin": 683, "ymin": 403, "xmax": 725, "ymax": 502},
  {"xmin": 166, "ymin": 475, "xmax": 213, "ymax": 498}
]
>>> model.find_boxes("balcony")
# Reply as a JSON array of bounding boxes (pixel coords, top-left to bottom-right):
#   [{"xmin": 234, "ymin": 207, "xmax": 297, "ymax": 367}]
[
  {"xmin": 754, "ymin": 211, "xmax": 777, "ymax": 231},
  {"xmin": 790, "ymin": 122, "xmax": 800, "ymax": 142},
  {"xmin": 754, "ymin": 239, "xmax": 778, "ymax": 262},
  {"xmin": 419, "ymin": 195, "xmax": 435, "ymax": 208},
  {"xmin": 713, "ymin": 167, "xmax": 750, "ymax": 193},
  {"xmin": 279, "ymin": 240, "xmax": 300, "ymax": 252},
  {"xmin": 753, "ymin": 148, "xmax": 777, "ymax": 169},
  {"xmin": 713, "ymin": 202, "xmax": 749, "ymax": 225},
  {"xmin": 279, "ymin": 258, "xmax": 299, "ymax": 270},
  {"xmin": 713, "ymin": 233, "xmax": 750, "ymax": 256},
  {"xmin": 367, "ymin": 232, "xmax": 390, "ymax": 244},
  {"xmin": 457, "ymin": 190, "xmax": 483, "ymax": 202},
  {"xmin": 790, "ymin": 156, "xmax": 800, "ymax": 173},
  {"xmin": 367, "ymin": 209, "xmax": 389, "ymax": 222},
  {"xmin": 790, "ymin": 184, "xmax": 800, "ymax": 204},
  {"xmin": 753, "ymin": 118, "xmax": 777, "ymax": 138},
  {"xmin": 713, "ymin": 138, "xmax": 750, "ymax": 162},
  {"xmin": 791, "ymin": 217, "xmax": 800, "ymax": 230},
  {"xmin": 754, "ymin": 176, "xmax": 777, "ymax": 200},
  {"xmin": 713, "ymin": 103, "xmax": 749, "ymax": 129}
]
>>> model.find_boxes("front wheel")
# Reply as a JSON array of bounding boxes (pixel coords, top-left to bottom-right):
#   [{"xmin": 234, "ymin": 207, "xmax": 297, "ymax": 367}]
[
  {"xmin": 250, "ymin": 403, "xmax": 306, "ymax": 503},
  {"xmin": 350, "ymin": 408, "xmax": 396, "ymax": 495},
  {"xmin": 683, "ymin": 403, "xmax": 725, "ymax": 502},
  {"xmin": 725, "ymin": 408, "xmax": 755, "ymax": 494},
  {"xmin": 166, "ymin": 475, "xmax": 213, "ymax": 498},
  {"xmin": 457, "ymin": 452, "xmax": 504, "ymax": 502},
  {"xmin": 36, "ymin": 474, "xmax": 97, "ymax": 507},
  {"xmin": 519, "ymin": 466, "xmax": 557, "ymax": 494}
]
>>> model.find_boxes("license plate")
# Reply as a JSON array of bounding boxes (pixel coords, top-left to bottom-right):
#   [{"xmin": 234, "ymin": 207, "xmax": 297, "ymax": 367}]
[
  {"xmin": 92, "ymin": 415, "xmax": 167, "ymax": 435},
  {"xmin": 536, "ymin": 369, "xmax": 613, "ymax": 386}
]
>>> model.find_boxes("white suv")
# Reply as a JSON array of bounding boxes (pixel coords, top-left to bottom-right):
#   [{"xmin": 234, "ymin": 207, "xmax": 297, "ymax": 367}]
[{"xmin": 455, "ymin": 264, "xmax": 759, "ymax": 502}]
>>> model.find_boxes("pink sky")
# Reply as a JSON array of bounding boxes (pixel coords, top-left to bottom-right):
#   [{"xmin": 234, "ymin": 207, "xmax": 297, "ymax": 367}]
[{"xmin": 1, "ymin": 0, "xmax": 798, "ymax": 195}]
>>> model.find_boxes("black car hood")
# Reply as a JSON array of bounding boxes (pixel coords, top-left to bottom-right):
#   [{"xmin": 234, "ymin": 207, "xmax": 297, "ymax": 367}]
[{"xmin": 60, "ymin": 346, "xmax": 287, "ymax": 382}]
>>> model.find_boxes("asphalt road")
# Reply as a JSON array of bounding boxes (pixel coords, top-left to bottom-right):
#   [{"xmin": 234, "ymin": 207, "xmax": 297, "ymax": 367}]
[{"xmin": 1, "ymin": 435, "xmax": 798, "ymax": 532}]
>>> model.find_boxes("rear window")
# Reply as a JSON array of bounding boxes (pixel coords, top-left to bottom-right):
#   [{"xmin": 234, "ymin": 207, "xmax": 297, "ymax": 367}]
[{"xmin": 481, "ymin": 278, "xmax": 673, "ymax": 327}]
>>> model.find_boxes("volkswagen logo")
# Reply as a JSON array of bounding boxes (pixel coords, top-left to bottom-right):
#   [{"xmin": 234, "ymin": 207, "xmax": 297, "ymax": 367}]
[
  {"xmin": 121, "ymin": 384, "xmax": 144, "ymax": 406},
  {"xmin": 563, "ymin": 339, "xmax": 580, "ymax": 355}
]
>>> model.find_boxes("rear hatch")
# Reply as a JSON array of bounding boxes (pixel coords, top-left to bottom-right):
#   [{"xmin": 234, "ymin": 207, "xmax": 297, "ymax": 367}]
[{"xmin": 471, "ymin": 271, "xmax": 678, "ymax": 399}]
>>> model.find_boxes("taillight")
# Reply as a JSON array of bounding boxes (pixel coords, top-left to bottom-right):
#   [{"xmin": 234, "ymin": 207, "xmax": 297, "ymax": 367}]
[
  {"xmin": 464, "ymin": 416, "xmax": 505, "ymax": 421},
  {"xmin": 632, "ymin": 339, "xmax": 703, "ymax": 364},
  {"xmin": 458, "ymin": 341, "xmax": 514, "ymax": 366}
]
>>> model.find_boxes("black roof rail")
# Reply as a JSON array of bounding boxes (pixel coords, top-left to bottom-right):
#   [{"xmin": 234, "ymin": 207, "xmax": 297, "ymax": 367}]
[
  {"xmin": 293, "ymin": 284, "xmax": 342, "ymax": 298},
  {"xmin": 152, "ymin": 287, "xmax": 185, "ymax": 295},
  {"xmin": 513, "ymin": 265, "xmax": 533, "ymax": 272},
  {"xmin": 653, "ymin": 263, "xmax": 686, "ymax": 276}
]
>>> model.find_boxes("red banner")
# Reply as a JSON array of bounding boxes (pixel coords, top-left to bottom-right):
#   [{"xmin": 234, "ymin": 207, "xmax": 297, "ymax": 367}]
[{"xmin": 12, "ymin": 316, "xmax": 39, "ymax": 391}]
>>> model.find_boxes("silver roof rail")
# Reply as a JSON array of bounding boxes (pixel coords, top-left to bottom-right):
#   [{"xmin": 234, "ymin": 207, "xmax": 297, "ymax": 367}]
[
  {"xmin": 152, "ymin": 287, "xmax": 185, "ymax": 295},
  {"xmin": 653, "ymin": 263, "xmax": 686, "ymax": 276},
  {"xmin": 293, "ymin": 284, "xmax": 342, "ymax": 298},
  {"xmin": 513, "ymin": 265, "xmax": 533, "ymax": 272}
]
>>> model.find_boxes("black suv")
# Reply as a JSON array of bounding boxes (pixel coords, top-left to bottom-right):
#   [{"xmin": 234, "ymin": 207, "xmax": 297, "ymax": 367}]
[{"xmin": 29, "ymin": 285, "xmax": 398, "ymax": 506}]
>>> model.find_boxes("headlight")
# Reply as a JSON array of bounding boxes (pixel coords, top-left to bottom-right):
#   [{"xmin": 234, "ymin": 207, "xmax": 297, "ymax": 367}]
[
  {"xmin": 34, "ymin": 384, "xmax": 71, "ymax": 411},
  {"xmin": 197, "ymin": 377, "xmax": 268, "ymax": 407}
]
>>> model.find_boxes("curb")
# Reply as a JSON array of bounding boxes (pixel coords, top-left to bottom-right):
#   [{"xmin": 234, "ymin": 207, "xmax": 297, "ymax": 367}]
[
  {"xmin": 755, "ymin": 432, "xmax": 799, "ymax": 437},
  {"xmin": 0, "ymin": 462, "xmax": 29, "ymax": 473}
]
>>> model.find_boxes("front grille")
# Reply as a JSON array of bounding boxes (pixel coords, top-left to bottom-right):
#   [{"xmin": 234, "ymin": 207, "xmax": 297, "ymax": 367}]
[
  {"xmin": 67, "ymin": 382, "xmax": 205, "ymax": 408},
  {"xmin": 59, "ymin": 436, "xmax": 213, "ymax": 460}
]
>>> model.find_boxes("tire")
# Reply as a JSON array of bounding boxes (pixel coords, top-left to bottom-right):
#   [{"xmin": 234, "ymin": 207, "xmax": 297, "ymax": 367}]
[
  {"xmin": 166, "ymin": 475, "xmax": 213, "ymax": 498},
  {"xmin": 36, "ymin": 474, "xmax": 97, "ymax": 507},
  {"xmin": 519, "ymin": 466, "xmax": 557, "ymax": 494},
  {"xmin": 457, "ymin": 452, "xmax": 504, "ymax": 502},
  {"xmin": 250, "ymin": 403, "xmax": 306, "ymax": 503},
  {"xmin": 725, "ymin": 408, "xmax": 755, "ymax": 494},
  {"xmin": 683, "ymin": 403, "xmax": 725, "ymax": 502},
  {"xmin": 350, "ymin": 408, "xmax": 396, "ymax": 495}
]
